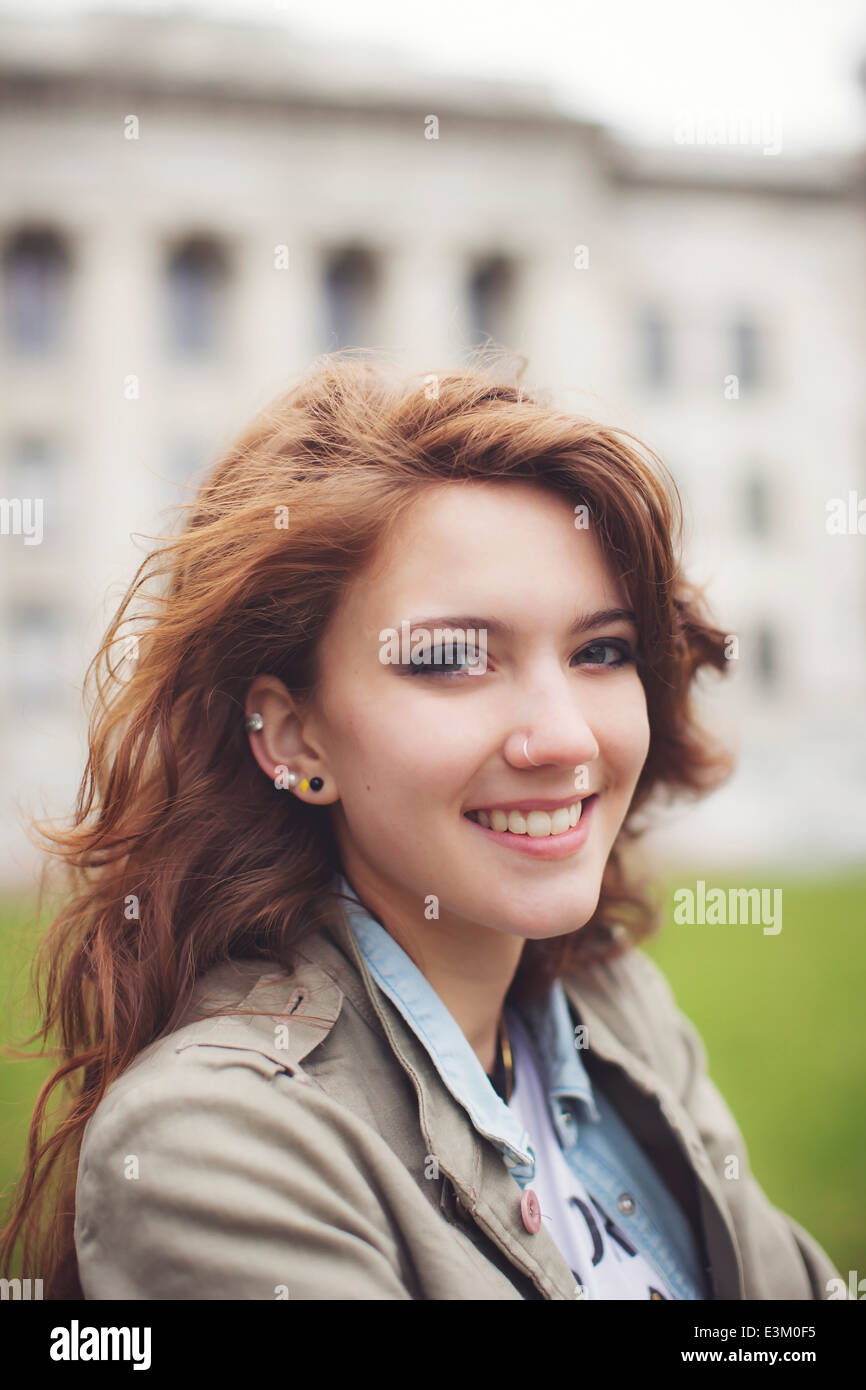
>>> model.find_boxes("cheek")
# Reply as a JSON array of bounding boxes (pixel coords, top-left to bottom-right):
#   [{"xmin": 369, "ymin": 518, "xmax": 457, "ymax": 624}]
[
  {"xmin": 333, "ymin": 688, "xmax": 462, "ymax": 801},
  {"xmin": 597, "ymin": 684, "xmax": 651, "ymax": 782}
]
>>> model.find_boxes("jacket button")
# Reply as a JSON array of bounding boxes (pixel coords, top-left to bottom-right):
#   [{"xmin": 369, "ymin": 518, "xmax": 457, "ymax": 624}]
[
  {"xmin": 617, "ymin": 1193, "xmax": 636, "ymax": 1215},
  {"xmin": 520, "ymin": 1188, "xmax": 542, "ymax": 1233}
]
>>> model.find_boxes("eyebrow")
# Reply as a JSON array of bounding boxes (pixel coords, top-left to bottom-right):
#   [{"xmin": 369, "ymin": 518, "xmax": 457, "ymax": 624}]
[{"xmin": 401, "ymin": 608, "xmax": 638, "ymax": 639}]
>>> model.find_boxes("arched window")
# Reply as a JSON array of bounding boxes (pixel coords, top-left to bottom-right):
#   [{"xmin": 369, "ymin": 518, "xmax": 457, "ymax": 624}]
[
  {"xmin": 466, "ymin": 254, "xmax": 515, "ymax": 348},
  {"xmin": 2, "ymin": 227, "xmax": 71, "ymax": 354},
  {"xmin": 165, "ymin": 237, "xmax": 229, "ymax": 356},
  {"xmin": 321, "ymin": 246, "xmax": 378, "ymax": 349}
]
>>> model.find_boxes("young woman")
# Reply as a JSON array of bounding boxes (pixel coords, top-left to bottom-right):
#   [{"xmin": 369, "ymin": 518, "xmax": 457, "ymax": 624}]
[{"xmin": 1, "ymin": 355, "xmax": 840, "ymax": 1300}]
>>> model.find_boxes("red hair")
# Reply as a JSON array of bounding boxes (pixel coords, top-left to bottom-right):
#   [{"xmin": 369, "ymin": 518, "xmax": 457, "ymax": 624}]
[{"xmin": 0, "ymin": 351, "xmax": 735, "ymax": 1296}]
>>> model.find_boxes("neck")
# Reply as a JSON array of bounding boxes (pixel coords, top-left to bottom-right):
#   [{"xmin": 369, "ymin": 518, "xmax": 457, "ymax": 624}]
[{"xmin": 341, "ymin": 868, "xmax": 525, "ymax": 1075}]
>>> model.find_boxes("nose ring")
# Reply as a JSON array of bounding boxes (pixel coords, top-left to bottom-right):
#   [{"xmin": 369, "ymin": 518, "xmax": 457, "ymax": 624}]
[{"xmin": 523, "ymin": 736, "xmax": 539, "ymax": 767}]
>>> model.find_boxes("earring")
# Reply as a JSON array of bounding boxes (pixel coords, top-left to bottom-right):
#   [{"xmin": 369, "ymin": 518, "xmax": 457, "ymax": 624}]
[
  {"xmin": 245, "ymin": 713, "xmax": 264, "ymax": 733},
  {"xmin": 293, "ymin": 775, "xmax": 323, "ymax": 793}
]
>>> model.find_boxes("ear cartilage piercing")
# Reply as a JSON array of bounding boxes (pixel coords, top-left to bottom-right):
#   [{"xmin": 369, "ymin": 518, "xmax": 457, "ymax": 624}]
[{"xmin": 245, "ymin": 713, "xmax": 264, "ymax": 733}]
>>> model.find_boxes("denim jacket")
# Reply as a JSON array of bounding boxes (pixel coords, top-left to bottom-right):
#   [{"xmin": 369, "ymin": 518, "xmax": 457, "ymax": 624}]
[{"xmin": 339, "ymin": 873, "xmax": 709, "ymax": 1299}]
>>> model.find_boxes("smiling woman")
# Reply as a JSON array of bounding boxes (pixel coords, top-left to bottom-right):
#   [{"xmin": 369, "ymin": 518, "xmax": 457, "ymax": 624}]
[{"xmin": 0, "ymin": 352, "xmax": 842, "ymax": 1301}]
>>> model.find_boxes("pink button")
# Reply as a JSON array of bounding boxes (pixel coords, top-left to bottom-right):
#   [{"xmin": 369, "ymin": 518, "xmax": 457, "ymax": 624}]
[{"xmin": 520, "ymin": 1188, "xmax": 542, "ymax": 1233}]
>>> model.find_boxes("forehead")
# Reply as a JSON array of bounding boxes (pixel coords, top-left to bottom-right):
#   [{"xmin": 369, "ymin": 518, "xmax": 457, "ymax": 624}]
[{"xmin": 338, "ymin": 480, "xmax": 627, "ymax": 630}]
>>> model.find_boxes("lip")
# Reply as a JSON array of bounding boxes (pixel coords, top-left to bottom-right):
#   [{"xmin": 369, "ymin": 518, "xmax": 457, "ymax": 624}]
[{"xmin": 463, "ymin": 794, "xmax": 599, "ymax": 859}]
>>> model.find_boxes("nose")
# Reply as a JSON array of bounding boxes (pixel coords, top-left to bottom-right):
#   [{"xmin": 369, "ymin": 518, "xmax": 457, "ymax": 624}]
[{"xmin": 505, "ymin": 677, "xmax": 600, "ymax": 772}]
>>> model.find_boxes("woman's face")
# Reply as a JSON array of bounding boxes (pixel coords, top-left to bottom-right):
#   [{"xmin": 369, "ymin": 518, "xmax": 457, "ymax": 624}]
[{"xmin": 268, "ymin": 480, "xmax": 650, "ymax": 941}]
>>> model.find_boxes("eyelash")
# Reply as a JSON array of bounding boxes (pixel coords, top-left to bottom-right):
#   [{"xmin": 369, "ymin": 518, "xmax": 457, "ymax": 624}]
[{"xmin": 400, "ymin": 639, "xmax": 640, "ymax": 678}]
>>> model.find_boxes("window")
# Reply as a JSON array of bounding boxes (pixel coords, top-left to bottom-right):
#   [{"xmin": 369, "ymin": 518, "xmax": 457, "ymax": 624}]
[
  {"xmin": 6, "ymin": 437, "xmax": 65, "ymax": 539},
  {"xmin": 321, "ymin": 246, "xmax": 378, "ymax": 349},
  {"xmin": 2, "ymin": 227, "xmax": 71, "ymax": 355},
  {"xmin": 732, "ymin": 315, "xmax": 760, "ymax": 389},
  {"xmin": 743, "ymin": 469, "xmax": 771, "ymax": 537},
  {"xmin": 466, "ymin": 254, "xmax": 515, "ymax": 348},
  {"xmin": 639, "ymin": 306, "xmax": 671, "ymax": 387},
  {"xmin": 165, "ymin": 438, "xmax": 205, "ymax": 487},
  {"xmin": 165, "ymin": 237, "xmax": 229, "ymax": 357},
  {"xmin": 753, "ymin": 622, "xmax": 778, "ymax": 689},
  {"xmin": 6, "ymin": 604, "xmax": 66, "ymax": 704}
]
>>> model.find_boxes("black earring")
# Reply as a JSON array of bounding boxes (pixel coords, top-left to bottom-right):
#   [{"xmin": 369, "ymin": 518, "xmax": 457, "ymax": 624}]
[{"xmin": 309, "ymin": 777, "xmax": 324, "ymax": 792}]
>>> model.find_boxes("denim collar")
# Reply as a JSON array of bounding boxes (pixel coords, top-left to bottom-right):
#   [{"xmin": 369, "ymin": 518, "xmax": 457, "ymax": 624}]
[{"xmin": 334, "ymin": 872, "xmax": 600, "ymax": 1184}]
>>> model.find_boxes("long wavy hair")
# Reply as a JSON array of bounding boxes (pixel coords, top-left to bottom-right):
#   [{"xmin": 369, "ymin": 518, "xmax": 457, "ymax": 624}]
[{"xmin": 0, "ymin": 351, "xmax": 735, "ymax": 1297}]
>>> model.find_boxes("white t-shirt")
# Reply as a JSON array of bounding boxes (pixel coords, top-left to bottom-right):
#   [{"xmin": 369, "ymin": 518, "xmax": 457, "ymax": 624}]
[{"xmin": 505, "ymin": 1011, "xmax": 677, "ymax": 1300}]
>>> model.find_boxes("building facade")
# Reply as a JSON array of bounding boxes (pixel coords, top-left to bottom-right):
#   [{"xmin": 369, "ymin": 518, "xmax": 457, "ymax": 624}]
[{"xmin": 0, "ymin": 10, "xmax": 864, "ymax": 885}]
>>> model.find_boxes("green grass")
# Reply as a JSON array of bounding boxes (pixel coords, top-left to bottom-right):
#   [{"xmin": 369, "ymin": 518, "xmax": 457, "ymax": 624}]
[
  {"xmin": 641, "ymin": 867, "xmax": 866, "ymax": 1283},
  {"xmin": 0, "ymin": 896, "xmax": 60, "ymax": 1276},
  {"xmin": 1, "ymin": 870, "xmax": 863, "ymax": 1285}
]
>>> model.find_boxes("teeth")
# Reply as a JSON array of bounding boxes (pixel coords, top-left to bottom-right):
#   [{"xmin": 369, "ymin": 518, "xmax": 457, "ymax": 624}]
[{"xmin": 471, "ymin": 803, "xmax": 584, "ymax": 837}]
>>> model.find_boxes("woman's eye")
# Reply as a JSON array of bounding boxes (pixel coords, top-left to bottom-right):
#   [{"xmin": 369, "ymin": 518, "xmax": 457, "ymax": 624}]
[
  {"xmin": 572, "ymin": 640, "xmax": 638, "ymax": 669},
  {"xmin": 402, "ymin": 646, "xmax": 483, "ymax": 677}
]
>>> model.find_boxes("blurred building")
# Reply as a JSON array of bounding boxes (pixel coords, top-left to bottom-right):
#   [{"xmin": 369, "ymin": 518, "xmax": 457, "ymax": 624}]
[{"xmin": 0, "ymin": 8, "xmax": 864, "ymax": 887}]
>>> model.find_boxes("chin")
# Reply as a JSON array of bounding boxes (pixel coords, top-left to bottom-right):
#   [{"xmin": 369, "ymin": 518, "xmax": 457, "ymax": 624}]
[
  {"xmin": 516, "ymin": 918, "xmax": 593, "ymax": 943},
  {"xmin": 488, "ymin": 890, "xmax": 601, "ymax": 941}
]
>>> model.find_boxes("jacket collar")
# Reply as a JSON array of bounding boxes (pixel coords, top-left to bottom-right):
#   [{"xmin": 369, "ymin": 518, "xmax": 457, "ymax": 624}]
[{"xmin": 333, "ymin": 871, "xmax": 600, "ymax": 1186}]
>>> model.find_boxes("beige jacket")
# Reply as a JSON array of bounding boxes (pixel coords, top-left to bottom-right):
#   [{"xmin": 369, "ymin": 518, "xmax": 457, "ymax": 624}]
[{"xmin": 74, "ymin": 903, "xmax": 842, "ymax": 1300}]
